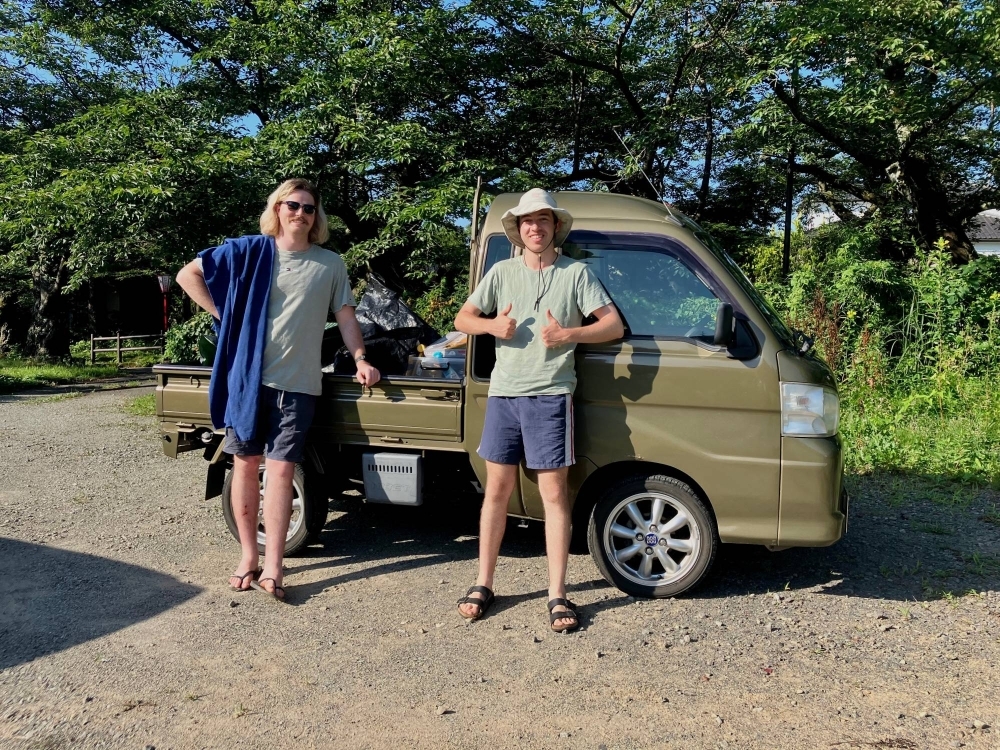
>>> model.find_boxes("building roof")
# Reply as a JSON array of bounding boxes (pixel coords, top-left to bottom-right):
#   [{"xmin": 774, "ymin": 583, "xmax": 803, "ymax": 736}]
[{"xmin": 969, "ymin": 211, "xmax": 1000, "ymax": 241}]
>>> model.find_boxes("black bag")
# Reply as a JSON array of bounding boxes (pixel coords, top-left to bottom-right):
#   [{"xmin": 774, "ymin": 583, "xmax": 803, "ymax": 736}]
[{"xmin": 325, "ymin": 275, "xmax": 440, "ymax": 376}]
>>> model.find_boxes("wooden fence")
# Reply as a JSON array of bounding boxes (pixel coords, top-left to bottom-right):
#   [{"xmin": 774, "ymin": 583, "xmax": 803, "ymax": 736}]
[{"xmin": 90, "ymin": 334, "xmax": 164, "ymax": 364}]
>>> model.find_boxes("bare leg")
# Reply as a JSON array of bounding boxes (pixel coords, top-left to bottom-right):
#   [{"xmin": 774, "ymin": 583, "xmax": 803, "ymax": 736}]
[
  {"xmin": 537, "ymin": 467, "xmax": 575, "ymax": 630},
  {"xmin": 229, "ymin": 454, "xmax": 263, "ymax": 589},
  {"xmin": 458, "ymin": 461, "xmax": 517, "ymax": 618},
  {"xmin": 259, "ymin": 457, "xmax": 296, "ymax": 596}
]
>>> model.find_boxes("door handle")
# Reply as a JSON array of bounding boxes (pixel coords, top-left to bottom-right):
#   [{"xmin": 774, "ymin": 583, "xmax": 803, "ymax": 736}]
[{"xmin": 420, "ymin": 389, "xmax": 455, "ymax": 400}]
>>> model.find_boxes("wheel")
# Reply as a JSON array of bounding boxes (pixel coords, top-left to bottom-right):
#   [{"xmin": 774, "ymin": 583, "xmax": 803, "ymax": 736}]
[
  {"xmin": 221, "ymin": 462, "xmax": 328, "ymax": 556},
  {"xmin": 587, "ymin": 473, "xmax": 717, "ymax": 598}
]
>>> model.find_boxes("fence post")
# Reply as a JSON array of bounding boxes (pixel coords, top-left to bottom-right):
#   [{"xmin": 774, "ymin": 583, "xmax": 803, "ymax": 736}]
[
  {"xmin": 116, "ymin": 332, "xmax": 122, "ymax": 364},
  {"xmin": 90, "ymin": 334, "xmax": 95, "ymax": 365}
]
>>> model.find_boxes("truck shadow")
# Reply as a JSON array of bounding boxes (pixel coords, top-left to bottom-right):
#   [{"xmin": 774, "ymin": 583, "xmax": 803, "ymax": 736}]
[
  {"xmin": 284, "ymin": 491, "xmax": 552, "ymax": 604},
  {"xmin": 0, "ymin": 538, "xmax": 201, "ymax": 669},
  {"xmin": 285, "ymin": 473, "xmax": 999, "ymax": 609}
]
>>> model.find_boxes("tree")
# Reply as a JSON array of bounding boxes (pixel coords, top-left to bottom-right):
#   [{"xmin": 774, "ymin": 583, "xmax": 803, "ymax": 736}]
[
  {"xmin": 0, "ymin": 92, "xmax": 258, "ymax": 356},
  {"xmin": 741, "ymin": 0, "xmax": 1000, "ymax": 262}
]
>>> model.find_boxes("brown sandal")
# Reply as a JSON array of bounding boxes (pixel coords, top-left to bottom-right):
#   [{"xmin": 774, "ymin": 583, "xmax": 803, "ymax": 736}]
[
  {"xmin": 547, "ymin": 598, "xmax": 580, "ymax": 633},
  {"xmin": 457, "ymin": 585, "xmax": 495, "ymax": 621}
]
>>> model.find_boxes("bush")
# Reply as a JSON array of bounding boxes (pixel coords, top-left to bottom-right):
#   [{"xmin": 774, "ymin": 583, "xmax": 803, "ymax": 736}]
[
  {"xmin": 164, "ymin": 312, "xmax": 216, "ymax": 365},
  {"xmin": 409, "ymin": 275, "xmax": 467, "ymax": 334},
  {"xmin": 739, "ymin": 224, "xmax": 1000, "ymax": 486},
  {"xmin": 69, "ymin": 339, "xmax": 90, "ymax": 361}
]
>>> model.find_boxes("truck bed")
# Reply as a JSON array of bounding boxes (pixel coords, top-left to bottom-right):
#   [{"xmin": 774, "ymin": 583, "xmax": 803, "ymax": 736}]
[{"xmin": 154, "ymin": 364, "xmax": 466, "ymax": 457}]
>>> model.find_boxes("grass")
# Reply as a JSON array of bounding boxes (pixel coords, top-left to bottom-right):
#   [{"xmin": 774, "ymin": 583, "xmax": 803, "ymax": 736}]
[
  {"xmin": 0, "ymin": 356, "xmax": 159, "ymax": 393},
  {"xmin": 0, "ymin": 357, "xmax": 122, "ymax": 392},
  {"xmin": 124, "ymin": 393, "xmax": 156, "ymax": 416},
  {"xmin": 911, "ymin": 522, "xmax": 951, "ymax": 535},
  {"xmin": 840, "ymin": 374, "xmax": 1000, "ymax": 488}
]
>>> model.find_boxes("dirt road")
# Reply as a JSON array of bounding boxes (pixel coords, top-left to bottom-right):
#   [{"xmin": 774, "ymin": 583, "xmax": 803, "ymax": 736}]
[{"xmin": 1, "ymin": 388, "xmax": 998, "ymax": 749}]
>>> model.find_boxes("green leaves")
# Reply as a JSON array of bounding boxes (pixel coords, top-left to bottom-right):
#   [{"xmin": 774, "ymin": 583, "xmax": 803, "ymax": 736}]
[{"xmin": 2, "ymin": 0, "xmax": 999, "ymax": 357}]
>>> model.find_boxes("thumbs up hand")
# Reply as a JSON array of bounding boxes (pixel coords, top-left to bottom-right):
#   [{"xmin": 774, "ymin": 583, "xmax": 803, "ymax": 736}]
[
  {"xmin": 492, "ymin": 302, "xmax": 517, "ymax": 340},
  {"xmin": 541, "ymin": 309, "xmax": 569, "ymax": 348}
]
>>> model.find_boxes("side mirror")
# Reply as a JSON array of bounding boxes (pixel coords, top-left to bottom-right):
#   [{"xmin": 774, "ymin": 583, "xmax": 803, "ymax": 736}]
[{"xmin": 713, "ymin": 302, "xmax": 734, "ymax": 346}]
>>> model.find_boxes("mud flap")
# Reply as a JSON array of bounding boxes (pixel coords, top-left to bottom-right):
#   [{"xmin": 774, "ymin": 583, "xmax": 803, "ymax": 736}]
[
  {"xmin": 204, "ymin": 441, "xmax": 228, "ymax": 500},
  {"xmin": 206, "ymin": 461, "xmax": 227, "ymax": 501}
]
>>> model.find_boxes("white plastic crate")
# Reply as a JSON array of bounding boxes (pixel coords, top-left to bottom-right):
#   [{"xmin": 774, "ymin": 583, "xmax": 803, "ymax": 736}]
[{"xmin": 362, "ymin": 452, "xmax": 422, "ymax": 506}]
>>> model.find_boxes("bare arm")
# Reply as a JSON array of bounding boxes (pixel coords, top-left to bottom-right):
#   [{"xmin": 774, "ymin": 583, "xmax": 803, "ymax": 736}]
[
  {"xmin": 454, "ymin": 301, "xmax": 517, "ymax": 339},
  {"xmin": 334, "ymin": 304, "xmax": 381, "ymax": 386},
  {"xmin": 175, "ymin": 259, "xmax": 220, "ymax": 319},
  {"xmin": 541, "ymin": 304, "xmax": 624, "ymax": 348}
]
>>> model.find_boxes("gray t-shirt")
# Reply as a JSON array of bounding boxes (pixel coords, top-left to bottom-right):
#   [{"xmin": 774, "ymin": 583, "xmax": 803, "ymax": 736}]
[
  {"xmin": 261, "ymin": 245, "xmax": 355, "ymax": 396},
  {"xmin": 468, "ymin": 254, "xmax": 612, "ymax": 396}
]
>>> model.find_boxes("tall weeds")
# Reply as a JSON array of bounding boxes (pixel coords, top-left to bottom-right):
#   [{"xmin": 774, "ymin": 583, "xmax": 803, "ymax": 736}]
[{"xmin": 751, "ymin": 227, "xmax": 1000, "ymax": 486}]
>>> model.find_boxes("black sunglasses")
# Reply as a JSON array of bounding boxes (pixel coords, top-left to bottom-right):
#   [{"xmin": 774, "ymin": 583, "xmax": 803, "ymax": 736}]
[{"xmin": 279, "ymin": 200, "xmax": 316, "ymax": 215}]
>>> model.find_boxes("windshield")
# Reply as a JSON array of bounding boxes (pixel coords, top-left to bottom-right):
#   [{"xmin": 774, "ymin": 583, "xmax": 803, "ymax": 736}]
[{"xmin": 677, "ymin": 216, "xmax": 798, "ymax": 349}]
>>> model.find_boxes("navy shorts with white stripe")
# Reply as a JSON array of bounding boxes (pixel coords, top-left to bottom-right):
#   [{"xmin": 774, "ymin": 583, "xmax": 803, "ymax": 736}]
[{"xmin": 476, "ymin": 395, "xmax": 575, "ymax": 470}]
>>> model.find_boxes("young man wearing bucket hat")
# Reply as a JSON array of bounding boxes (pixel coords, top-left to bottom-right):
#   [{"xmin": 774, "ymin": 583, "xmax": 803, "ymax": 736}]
[{"xmin": 454, "ymin": 188, "xmax": 624, "ymax": 632}]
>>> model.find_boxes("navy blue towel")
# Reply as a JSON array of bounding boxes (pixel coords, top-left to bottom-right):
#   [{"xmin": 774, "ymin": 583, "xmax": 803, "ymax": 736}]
[{"xmin": 198, "ymin": 235, "xmax": 275, "ymax": 441}]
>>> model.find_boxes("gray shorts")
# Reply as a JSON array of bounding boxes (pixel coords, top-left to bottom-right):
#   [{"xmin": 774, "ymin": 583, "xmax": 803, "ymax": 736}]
[
  {"xmin": 477, "ymin": 395, "xmax": 575, "ymax": 470},
  {"xmin": 223, "ymin": 385, "xmax": 317, "ymax": 463}
]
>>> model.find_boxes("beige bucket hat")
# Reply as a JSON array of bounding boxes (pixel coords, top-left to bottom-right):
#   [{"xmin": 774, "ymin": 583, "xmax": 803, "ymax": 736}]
[{"xmin": 500, "ymin": 188, "xmax": 574, "ymax": 249}]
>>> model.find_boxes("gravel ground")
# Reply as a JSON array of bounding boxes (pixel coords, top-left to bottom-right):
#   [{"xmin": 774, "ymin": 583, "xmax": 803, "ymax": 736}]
[{"xmin": 1, "ymin": 387, "xmax": 998, "ymax": 750}]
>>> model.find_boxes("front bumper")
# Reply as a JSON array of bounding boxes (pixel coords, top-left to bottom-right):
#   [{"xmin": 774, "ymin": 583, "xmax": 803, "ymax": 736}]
[{"xmin": 776, "ymin": 435, "xmax": 846, "ymax": 546}]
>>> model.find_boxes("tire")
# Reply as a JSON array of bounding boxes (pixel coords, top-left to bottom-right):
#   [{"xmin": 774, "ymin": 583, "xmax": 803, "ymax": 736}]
[
  {"xmin": 221, "ymin": 462, "xmax": 328, "ymax": 556},
  {"xmin": 587, "ymin": 473, "xmax": 718, "ymax": 598}
]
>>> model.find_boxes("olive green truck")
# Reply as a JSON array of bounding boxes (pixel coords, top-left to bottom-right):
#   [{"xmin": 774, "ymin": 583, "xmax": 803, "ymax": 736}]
[{"xmin": 154, "ymin": 191, "xmax": 847, "ymax": 598}]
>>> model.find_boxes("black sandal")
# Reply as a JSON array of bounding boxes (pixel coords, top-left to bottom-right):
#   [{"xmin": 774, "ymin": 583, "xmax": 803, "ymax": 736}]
[
  {"xmin": 250, "ymin": 577, "xmax": 286, "ymax": 601},
  {"xmin": 547, "ymin": 598, "xmax": 580, "ymax": 633},
  {"xmin": 457, "ymin": 585, "xmax": 495, "ymax": 621}
]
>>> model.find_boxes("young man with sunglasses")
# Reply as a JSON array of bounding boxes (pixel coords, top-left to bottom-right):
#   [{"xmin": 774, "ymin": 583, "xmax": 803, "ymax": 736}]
[
  {"xmin": 454, "ymin": 188, "xmax": 624, "ymax": 632},
  {"xmin": 176, "ymin": 178, "xmax": 380, "ymax": 601}
]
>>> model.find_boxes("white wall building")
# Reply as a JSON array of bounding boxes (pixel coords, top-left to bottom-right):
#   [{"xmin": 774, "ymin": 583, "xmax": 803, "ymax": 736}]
[{"xmin": 970, "ymin": 210, "xmax": 1000, "ymax": 256}]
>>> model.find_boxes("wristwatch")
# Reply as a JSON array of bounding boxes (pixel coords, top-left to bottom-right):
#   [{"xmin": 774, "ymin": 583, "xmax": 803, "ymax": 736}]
[{"xmin": 354, "ymin": 353, "xmax": 368, "ymax": 363}]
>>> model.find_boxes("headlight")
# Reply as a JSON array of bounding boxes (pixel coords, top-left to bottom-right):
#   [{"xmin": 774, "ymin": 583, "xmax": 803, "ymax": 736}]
[{"xmin": 780, "ymin": 383, "xmax": 839, "ymax": 437}]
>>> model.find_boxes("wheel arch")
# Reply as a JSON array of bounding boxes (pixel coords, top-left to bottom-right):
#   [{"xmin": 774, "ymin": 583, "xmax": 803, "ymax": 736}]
[
  {"xmin": 304, "ymin": 444, "xmax": 326, "ymax": 475},
  {"xmin": 572, "ymin": 460, "xmax": 717, "ymax": 537}
]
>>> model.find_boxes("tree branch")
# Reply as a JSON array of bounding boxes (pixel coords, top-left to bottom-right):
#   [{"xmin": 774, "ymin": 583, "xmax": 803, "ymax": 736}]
[
  {"xmin": 900, "ymin": 77, "xmax": 992, "ymax": 155},
  {"xmin": 790, "ymin": 160, "xmax": 883, "ymax": 205},
  {"xmin": 155, "ymin": 22, "xmax": 269, "ymax": 125},
  {"xmin": 770, "ymin": 78, "xmax": 885, "ymax": 171},
  {"xmin": 614, "ymin": 0, "xmax": 644, "ymax": 74},
  {"xmin": 502, "ymin": 22, "xmax": 647, "ymax": 123}
]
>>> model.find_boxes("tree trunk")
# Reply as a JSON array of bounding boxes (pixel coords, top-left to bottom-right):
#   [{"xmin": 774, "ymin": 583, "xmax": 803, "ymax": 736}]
[
  {"xmin": 886, "ymin": 157, "xmax": 977, "ymax": 263},
  {"xmin": 696, "ymin": 93, "xmax": 714, "ymax": 220},
  {"xmin": 783, "ymin": 141, "xmax": 795, "ymax": 279},
  {"xmin": 27, "ymin": 255, "xmax": 71, "ymax": 359},
  {"xmin": 0, "ymin": 293, "xmax": 11, "ymax": 354}
]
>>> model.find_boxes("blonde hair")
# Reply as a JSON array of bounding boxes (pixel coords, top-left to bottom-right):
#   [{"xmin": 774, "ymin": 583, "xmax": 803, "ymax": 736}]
[{"xmin": 259, "ymin": 178, "xmax": 330, "ymax": 245}]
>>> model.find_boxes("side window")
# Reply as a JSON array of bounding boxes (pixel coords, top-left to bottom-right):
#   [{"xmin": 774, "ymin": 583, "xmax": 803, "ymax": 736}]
[
  {"xmin": 471, "ymin": 235, "xmax": 512, "ymax": 381},
  {"xmin": 483, "ymin": 235, "xmax": 512, "ymax": 276},
  {"xmin": 569, "ymin": 246, "xmax": 719, "ymax": 338}
]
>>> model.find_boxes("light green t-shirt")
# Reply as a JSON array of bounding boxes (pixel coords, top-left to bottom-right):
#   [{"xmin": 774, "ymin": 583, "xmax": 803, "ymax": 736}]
[
  {"xmin": 468, "ymin": 254, "xmax": 612, "ymax": 397},
  {"xmin": 261, "ymin": 245, "xmax": 355, "ymax": 396}
]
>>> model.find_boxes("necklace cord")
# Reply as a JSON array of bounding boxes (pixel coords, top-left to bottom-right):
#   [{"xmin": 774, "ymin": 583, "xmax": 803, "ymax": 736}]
[{"xmin": 531, "ymin": 236, "xmax": 556, "ymax": 311}]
